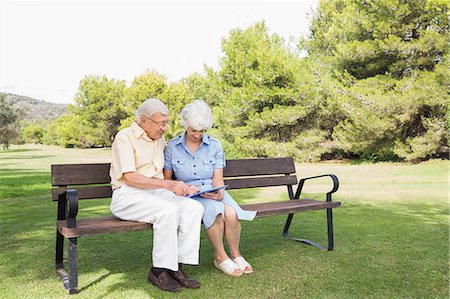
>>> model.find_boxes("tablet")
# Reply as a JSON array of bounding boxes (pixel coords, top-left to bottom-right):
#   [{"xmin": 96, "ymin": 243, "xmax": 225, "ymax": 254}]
[{"xmin": 188, "ymin": 185, "xmax": 228, "ymax": 198}]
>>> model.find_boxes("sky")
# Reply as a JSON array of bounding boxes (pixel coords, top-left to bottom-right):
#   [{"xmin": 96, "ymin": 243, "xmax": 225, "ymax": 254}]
[{"xmin": 1, "ymin": 1, "xmax": 319, "ymax": 104}]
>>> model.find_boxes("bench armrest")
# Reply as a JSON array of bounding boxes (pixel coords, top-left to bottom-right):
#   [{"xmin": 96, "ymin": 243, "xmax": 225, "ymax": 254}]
[
  {"xmin": 57, "ymin": 189, "xmax": 79, "ymax": 228},
  {"xmin": 294, "ymin": 174, "xmax": 339, "ymax": 202}
]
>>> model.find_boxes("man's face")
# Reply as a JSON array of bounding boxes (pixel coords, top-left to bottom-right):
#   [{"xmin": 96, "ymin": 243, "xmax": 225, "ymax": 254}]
[{"xmin": 139, "ymin": 112, "xmax": 169, "ymax": 140}]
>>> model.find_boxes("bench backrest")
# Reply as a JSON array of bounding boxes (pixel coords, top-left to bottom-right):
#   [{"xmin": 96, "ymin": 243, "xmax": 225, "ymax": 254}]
[{"xmin": 51, "ymin": 158, "xmax": 297, "ymax": 201}]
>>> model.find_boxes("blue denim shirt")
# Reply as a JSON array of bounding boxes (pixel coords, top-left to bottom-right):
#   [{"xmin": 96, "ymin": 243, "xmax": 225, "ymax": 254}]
[{"xmin": 164, "ymin": 132, "xmax": 226, "ymax": 188}]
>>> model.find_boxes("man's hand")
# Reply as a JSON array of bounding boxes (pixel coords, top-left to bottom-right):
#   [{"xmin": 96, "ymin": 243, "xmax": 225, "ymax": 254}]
[
  {"xmin": 167, "ymin": 180, "xmax": 197, "ymax": 197},
  {"xmin": 188, "ymin": 184, "xmax": 200, "ymax": 195}
]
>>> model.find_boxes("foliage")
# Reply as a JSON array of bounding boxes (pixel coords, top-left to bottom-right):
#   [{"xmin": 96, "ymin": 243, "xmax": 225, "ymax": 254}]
[
  {"xmin": 120, "ymin": 70, "xmax": 168, "ymax": 130},
  {"xmin": 307, "ymin": 0, "xmax": 449, "ymax": 79},
  {"xmin": 0, "ymin": 94, "xmax": 21, "ymax": 149},
  {"xmin": 332, "ymin": 66, "xmax": 448, "ymax": 161},
  {"xmin": 206, "ymin": 21, "xmax": 338, "ymax": 161},
  {"xmin": 22, "ymin": 124, "xmax": 45, "ymax": 144},
  {"xmin": 306, "ymin": 0, "xmax": 449, "ymax": 161},
  {"xmin": 72, "ymin": 75, "xmax": 127, "ymax": 146}
]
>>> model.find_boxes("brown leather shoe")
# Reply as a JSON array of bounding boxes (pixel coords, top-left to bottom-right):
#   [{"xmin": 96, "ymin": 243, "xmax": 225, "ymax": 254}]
[
  {"xmin": 147, "ymin": 270, "xmax": 183, "ymax": 292},
  {"xmin": 169, "ymin": 268, "xmax": 201, "ymax": 289}
]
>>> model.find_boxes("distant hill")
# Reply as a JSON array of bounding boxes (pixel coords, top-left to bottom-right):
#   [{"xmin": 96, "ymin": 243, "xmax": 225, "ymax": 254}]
[{"xmin": 2, "ymin": 93, "xmax": 68, "ymax": 122}]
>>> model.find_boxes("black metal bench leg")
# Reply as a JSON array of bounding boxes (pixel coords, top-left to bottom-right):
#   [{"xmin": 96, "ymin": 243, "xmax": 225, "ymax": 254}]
[
  {"xmin": 327, "ymin": 208, "xmax": 334, "ymax": 251},
  {"xmin": 55, "ymin": 230, "xmax": 64, "ymax": 269},
  {"xmin": 282, "ymin": 213, "xmax": 330, "ymax": 251},
  {"xmin": 68, "ymin": 237, "xmax": 78, "ymax": 294},
  {"xmin": 55, "ymin": 230, "xmax": 73, "ymax": 291}
]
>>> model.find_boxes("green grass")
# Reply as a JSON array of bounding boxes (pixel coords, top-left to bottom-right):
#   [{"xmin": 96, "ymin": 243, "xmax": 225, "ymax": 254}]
[{"xmin": 0, "ymin": 144, "xmax": 448, "ymax": 298}]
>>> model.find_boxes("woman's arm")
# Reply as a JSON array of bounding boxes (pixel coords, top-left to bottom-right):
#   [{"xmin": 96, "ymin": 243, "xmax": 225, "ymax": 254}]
[
  {"xmin": 201, "ymin": 168, "xmax": 225, "ymax": 201},
  {"xmin": 163, "ymin": 169, "xmax": 174, "ymax": 180}
]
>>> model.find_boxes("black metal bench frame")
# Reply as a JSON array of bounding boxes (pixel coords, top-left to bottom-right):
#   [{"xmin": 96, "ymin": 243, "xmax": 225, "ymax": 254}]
[{"xmin": 51, "ymin": 157, "xmax": 341, "ymax": 294}]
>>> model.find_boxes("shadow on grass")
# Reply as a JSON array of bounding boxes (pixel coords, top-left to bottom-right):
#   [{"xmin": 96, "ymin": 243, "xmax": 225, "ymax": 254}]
[
  {"xmin": 78, "ymin": 272, "xmax": 112, "ymax": 293},
  {"xmin": 0, "ymin": 168, "xmax": 50, "ymax": 198},
  {"xmin": 0, "ymin": 154, "xmax": 55, "ymax": 160},
  {"xmin": 0, "ymin": 148, "xmax": 37, "ymax": 154}
]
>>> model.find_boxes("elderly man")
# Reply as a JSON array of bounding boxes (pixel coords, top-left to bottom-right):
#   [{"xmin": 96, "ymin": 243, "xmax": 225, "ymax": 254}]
[{"xmin": 109, "ymin": 98, "xmax": 204, "ymax": 292}]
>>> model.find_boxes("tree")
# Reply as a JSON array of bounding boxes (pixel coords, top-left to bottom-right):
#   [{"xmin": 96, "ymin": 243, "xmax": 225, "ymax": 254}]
[
  {"xmin": 307, "ymin": 0, "xmax": 449, "ymax": 79},
  {"xmin": 72, "ymin": 75, "xmax": 127, "ymax": 146},
  {"xmin": 22, "ymin": 124, "xmax": 45, "ymax": 144},
  {"xmin": 207, "ymin": 21, "xmax": 340, "ymax": 161},
  {"xmin": 0, "ymin": 94, "xmax": 20, "ymax": 149},
  {"xmin": 160, "ymin": 81, "xmax": 191, "ymax": 140},
  {"xmin": 119, "ymin": 70, "xmax": 168, "ymax": 130},
  {"xmin": 306, "ymin": 0, "xmax": 449, "ymax": 161}
]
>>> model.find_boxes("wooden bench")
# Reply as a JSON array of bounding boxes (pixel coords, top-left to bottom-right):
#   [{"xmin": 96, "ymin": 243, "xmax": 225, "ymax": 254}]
[{"xmin": 52, "ymin": 157, "xmax": 341, "ymax": 294}]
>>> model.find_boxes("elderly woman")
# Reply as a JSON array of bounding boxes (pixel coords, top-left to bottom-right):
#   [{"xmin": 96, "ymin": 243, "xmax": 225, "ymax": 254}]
[{"xmin": 163, "ymin": 100, "xmax": 256, "ymax": 277}]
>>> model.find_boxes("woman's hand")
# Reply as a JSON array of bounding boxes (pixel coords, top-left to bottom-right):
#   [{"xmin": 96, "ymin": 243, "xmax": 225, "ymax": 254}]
[{"xmin": 201, "ymin": 188, "xmax": 224, "ymax": 201}]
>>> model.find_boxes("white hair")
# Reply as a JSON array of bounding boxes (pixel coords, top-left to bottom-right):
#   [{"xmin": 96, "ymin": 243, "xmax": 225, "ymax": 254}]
[
  {"xmin": 180, "ymin": 100, "xmax": 213, "ymax": 130},
  {"xmin": 135, "ymin": 98, "xmax": 169, "ymax": 122}
]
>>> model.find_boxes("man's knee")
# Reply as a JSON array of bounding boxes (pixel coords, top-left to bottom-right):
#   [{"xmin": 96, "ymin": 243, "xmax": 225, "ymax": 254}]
[
  {"xmin": 190, "ymin": 200, "xmax": 205, "ymax": 216},
  {"xmin": 158, "ymin": 201, "xmax": 180, "ymax": 221}
]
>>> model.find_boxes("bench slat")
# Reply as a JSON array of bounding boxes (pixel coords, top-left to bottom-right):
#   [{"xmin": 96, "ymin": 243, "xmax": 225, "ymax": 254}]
[
  {"xmin": 52, "ymin": 186, "xmax": 113, "ymax": 201},
  {"xmin": 225, "ymin": 175, "xmax": 297, "ymax": 189},
  {"xmin": 57, "ymin": 199, "xmax": 341, "ymax": 238},
  {"xmin": 57, "ymin": 217, "xmax": 152, "ymax": 238},
  {"xmin": 224, "ymin": 158, "xmax": 296, "ymax": 176},
  {"xmin": 51, "ymin": 175, "xmax": 298, "ymax": 201},
  {"xmin": 242, "ymin": 199, "xmax": 341, "ymax": 217},
  {"xmin": 51, "ymin": 158, "xmax": 296, "ymax": 187},
  {"xmin": 52, "ymin": 163, "xmax": 111, "ymax": 186}
]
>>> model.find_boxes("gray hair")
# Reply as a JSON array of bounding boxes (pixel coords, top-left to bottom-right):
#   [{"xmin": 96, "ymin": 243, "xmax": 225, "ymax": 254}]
[
  {"xmin": 135, "ymin": 98, "xmax": 169, "ymax": 122},
  {"xmin": 180, "ymin": 100, "xmax": 213, "ymax": 130}
]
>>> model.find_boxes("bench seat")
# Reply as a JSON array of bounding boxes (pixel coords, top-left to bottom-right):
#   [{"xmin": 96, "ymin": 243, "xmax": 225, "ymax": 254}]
[{"xmin": 57, "ymin": 198, "xmax": 341, "ymax": 238}]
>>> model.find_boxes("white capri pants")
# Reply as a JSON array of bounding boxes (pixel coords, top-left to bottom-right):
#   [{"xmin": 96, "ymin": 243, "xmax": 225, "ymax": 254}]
[{"xmin": 111, "ymin": 185, "xmax": 204, "ymax": 271}]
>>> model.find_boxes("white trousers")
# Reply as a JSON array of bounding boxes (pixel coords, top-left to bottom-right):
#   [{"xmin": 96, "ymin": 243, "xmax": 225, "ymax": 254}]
[{"xmin": 111, "ymin": 185, "xmax": 204, "ymax": 271}]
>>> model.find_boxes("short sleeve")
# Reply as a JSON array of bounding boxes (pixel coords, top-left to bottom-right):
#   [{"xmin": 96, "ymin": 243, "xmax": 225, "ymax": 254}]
[
  {"xmin": 112, "ymin": 132, "xmax": 136, "ymax": 175},
  {"xmin": 164, "ymin": 142, "xmax": 173, "ymax": 170},
  {"xmin": 214, "ymin": 141, "xmax": 226, "ymax": 168}
]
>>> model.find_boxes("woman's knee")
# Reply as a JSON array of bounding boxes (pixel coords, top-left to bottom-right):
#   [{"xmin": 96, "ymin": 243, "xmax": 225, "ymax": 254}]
[{"xmin": 224, "ymin": 205, "xmax": 239, "ymax": 225}]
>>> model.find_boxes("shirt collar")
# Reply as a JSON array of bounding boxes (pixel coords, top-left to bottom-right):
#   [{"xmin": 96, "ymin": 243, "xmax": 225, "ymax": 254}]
[{"xmin": 131, "ymin": 121, "xmax": 152, "ymax": 141}]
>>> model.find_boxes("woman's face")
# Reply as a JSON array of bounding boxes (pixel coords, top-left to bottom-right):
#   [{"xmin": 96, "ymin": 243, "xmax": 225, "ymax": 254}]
[{"xmin": 186, "ymin": 127, "xmax": 205, "ymax": 143}]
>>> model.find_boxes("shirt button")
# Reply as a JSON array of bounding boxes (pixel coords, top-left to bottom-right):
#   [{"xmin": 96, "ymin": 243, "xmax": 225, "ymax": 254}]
[
  {"xmin": 194, "ymin": 173, "xmax": 197, "ymax": 175},
  {"xmin": 202, "ymin": 183, "xmax": 205, "ymax": 185},
  {"xmin": 193, "ymin": 165, "xmax": 196, "ymax": 167}
]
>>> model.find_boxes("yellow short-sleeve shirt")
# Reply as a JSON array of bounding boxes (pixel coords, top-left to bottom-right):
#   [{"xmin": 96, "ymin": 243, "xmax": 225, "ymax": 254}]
[{"xmin": 110, "ymin": 121, "xmax": 166, "ymax": 189}]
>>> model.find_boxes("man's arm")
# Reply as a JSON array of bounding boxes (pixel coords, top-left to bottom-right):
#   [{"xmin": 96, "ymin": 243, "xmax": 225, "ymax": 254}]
[
  {"xmin": 163, "ymin": 169, "xmax": 200, "ymax": 194},
  {"xmin": 123, "ymin": 171, "xmax": 192, "ymax": 196}
]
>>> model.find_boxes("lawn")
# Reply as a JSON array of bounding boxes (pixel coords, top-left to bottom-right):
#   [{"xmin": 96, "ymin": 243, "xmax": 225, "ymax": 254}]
[{"xmin": 0, "ymin": 144, "xmax": 448, "ymax": 298}]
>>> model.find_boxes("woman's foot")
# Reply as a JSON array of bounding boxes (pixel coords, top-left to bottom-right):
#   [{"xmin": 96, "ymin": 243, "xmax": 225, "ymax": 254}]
[
  {"xmin": 213, "ymin": 258, "xmax": 243, "ymax": 276},
  {"xmin": 232, "ymin": 256, "xmax": 254, "ymax": 274}
]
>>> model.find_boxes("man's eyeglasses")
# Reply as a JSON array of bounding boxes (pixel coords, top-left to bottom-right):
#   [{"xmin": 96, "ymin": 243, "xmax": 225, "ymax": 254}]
[{"xmin": 144, "ymin": 117, "xmax": 170, "ymax": 128}]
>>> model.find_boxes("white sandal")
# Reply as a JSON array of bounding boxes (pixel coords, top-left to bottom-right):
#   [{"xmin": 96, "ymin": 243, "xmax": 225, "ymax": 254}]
[
  {"xmin": 213, "ymin": 258, "xmax": 243, "ymax": 276},
  {"xmin": 233, "ymin": 256, "xmax": 254, "ymax": 274}
]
